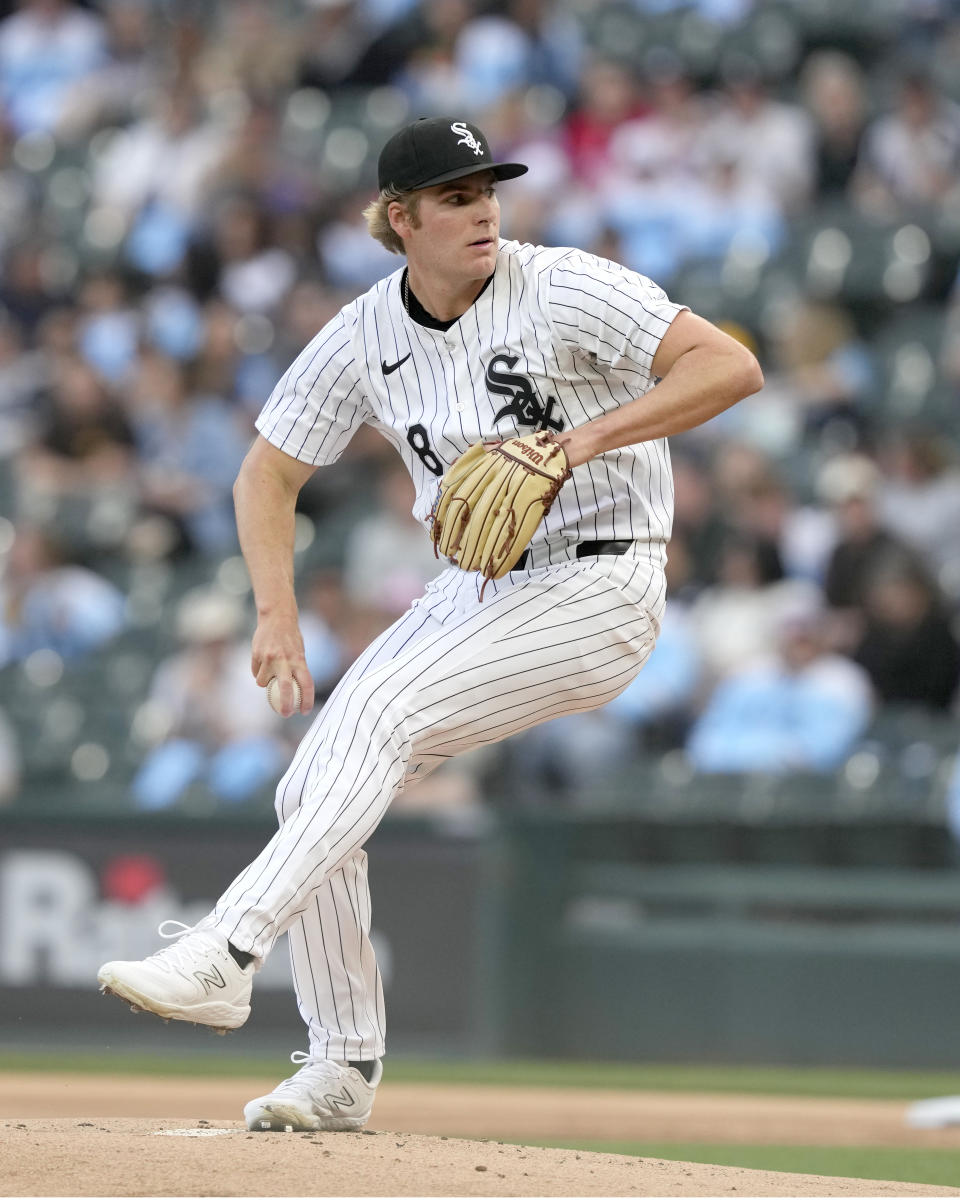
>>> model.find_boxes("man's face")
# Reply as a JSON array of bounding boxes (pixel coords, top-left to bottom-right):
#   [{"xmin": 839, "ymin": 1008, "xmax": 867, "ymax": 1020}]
[{"xmin": 392, "ymin": 170, "xmax": 500, "ymax": 281}]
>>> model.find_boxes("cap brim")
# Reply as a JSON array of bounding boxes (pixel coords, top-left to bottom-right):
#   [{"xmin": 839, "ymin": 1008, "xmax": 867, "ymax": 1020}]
[{"xmin": 412, "ymin": 161, "xmax": 528, "ymax": 189}]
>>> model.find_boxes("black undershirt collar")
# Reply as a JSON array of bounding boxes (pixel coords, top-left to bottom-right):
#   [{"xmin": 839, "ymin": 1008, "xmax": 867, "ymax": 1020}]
[{"xmin": 402, "ymin": 268, "xmax": 494, "ymax": 331}]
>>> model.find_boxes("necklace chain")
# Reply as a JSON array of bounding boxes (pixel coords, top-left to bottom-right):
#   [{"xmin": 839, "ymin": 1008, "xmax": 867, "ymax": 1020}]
[{"xmin": 403, "ymin": 270, "xmax": 409, "ymax": 314}]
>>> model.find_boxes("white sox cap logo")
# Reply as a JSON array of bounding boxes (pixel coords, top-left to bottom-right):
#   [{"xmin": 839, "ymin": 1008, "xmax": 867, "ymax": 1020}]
[{"xmin": 451, "ymin": 121, "xmax": 484, "ymax": 156}]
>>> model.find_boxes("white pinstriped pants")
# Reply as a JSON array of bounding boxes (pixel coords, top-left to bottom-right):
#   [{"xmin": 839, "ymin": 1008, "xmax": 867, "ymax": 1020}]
[{"xmin": 211, "ymin": 546, "xmax": 666, "ymax": 1060}]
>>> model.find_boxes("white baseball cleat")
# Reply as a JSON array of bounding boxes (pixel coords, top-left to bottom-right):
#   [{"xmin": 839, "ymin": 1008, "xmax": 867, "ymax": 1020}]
[
  {"xmin": 244, "ymin": 1054, "xmax": 382, "ymax": 1132},
  {"xmin": 97, "ymin": 921, "xmax": 254, "ymax": 1033}
]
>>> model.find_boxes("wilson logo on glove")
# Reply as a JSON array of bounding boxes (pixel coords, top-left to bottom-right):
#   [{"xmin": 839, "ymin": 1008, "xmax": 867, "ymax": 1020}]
[{"xmin": 430, "ymin": 431, "xmax": 571, "ymax": 596}]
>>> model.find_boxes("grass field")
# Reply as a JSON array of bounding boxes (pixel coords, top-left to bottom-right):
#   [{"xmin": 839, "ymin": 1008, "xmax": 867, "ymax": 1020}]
[
  {"xmin": 5, "ymin": 1051, "xmax": 960, "ymax": 1188},
  {"xmin": 6, "ymin": 1049, "xmax": 960, "ymax": 1099},
  {"xmin": 529, "ymin": 1142, "xmax": 960, "ymax": 1189}
]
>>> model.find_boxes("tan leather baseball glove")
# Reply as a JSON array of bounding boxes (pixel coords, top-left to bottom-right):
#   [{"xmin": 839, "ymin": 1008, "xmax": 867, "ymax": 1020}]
[{"xmin": 431, "ymin": 431, "xmax": 571, "ymax": 586}]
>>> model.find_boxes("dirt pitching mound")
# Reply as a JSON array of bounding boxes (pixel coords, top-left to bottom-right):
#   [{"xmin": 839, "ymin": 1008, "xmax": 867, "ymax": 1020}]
[
  {"xmin": 3, "ymin": 1119, "xmax": 959, "ymax": 1198},
  {"xmin": 6, "ymin": 1072, "xmax": 960, "ymax": 1148}
]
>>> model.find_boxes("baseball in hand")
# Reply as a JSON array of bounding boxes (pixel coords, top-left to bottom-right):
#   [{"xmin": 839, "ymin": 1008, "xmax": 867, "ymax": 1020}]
[{"xmin": 267, "ymin": 676, "xmax": 301, "ymax": 715}]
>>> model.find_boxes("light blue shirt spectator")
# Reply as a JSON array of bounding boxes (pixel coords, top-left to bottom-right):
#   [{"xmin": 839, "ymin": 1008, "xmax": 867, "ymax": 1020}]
[
  {"xmin": 687, "ymin": 628, "xmax": 873, "ymax": 773},
  {"xmin": 0, "ymin": 562, "xmax": 125, "ymax": 665},
  {"xmin": 0, "ymin": 0, "xmax": 106, "ymax": 134}
]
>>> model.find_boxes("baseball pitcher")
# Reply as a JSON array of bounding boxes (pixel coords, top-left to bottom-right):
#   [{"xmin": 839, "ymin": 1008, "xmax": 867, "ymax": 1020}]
[{"xmin": 98, "ymin": 116, "xmax": 763, "ymax": 1132}]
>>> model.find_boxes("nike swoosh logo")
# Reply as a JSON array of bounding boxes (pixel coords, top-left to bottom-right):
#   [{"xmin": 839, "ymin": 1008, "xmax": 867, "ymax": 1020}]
[{"xmin": 382, "ymin": 353, "xmax": 411, "ymax": 376}]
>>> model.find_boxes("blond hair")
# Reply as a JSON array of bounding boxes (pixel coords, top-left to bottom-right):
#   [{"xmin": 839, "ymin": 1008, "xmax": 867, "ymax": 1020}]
[{"xmin": 362, "ymin": 187, "xmax": 422, "ymax": 254}]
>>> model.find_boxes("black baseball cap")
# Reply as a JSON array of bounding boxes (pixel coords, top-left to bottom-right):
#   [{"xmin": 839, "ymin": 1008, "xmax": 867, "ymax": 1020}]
[{"xmin": 377, "ymin": 116, "xmax": 528, "ymax": 193}]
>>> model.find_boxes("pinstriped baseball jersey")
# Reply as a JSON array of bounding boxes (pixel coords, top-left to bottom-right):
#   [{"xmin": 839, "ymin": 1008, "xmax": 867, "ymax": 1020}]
[{"xmin": 256, "ymin": 240, "xmax": 686, "ymax": 563}]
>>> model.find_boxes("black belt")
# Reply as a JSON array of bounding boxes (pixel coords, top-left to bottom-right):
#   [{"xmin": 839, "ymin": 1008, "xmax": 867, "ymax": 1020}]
[{"xmin": 511, "ymin": 540, "xmax": 634, "ymax": 572}]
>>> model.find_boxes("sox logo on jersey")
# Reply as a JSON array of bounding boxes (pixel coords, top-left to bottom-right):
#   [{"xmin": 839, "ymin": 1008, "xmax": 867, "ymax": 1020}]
[{"xmin": 485, "ymin": 354, "xmax": 566, "ymax": 433}]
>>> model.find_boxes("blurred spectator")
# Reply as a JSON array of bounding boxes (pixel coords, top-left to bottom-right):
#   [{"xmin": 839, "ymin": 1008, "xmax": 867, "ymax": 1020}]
[
  {"xmin": 682, "ymin": 142, "xmax": 785, "ymax": 265},
  {"xmin": 0, "ymin": 0, "xmax": 106, "ymax": 135},
  {"xmin": 94, "ymin": 83, "xmax": 231, "ymax": 223},
  {"xmin": 454, "ymin": 12, "xmax": 537, "ymax": 113},
  {"xmin": 18, "ymin": 354, "xmax": 137, "ymax": 529},
  {"xmin": 668, "ymin": 449, "xmax": 730, "ymax": 590},
  {"xmin": 0, "ymin": 240, "xmax": 58, "ymax": 339},
  {"xmin": 452, "ymin": 0, "xmax": 581, "ymax": 113},
  {"xmin": 204, "ymin": 102, "xmax": 314, "ymax": 218},
  {"xmin": 177, "ymin": 294, "xmax": 280, "ymax": 416},
  {"xmin": 799, "ymin": 50, "xmax": 869, "ymax": 201},
  {"xmin": 875, "ymin": 429, "xmax": 960, "ymax": 594},
  {"xmin": 142, "ymin": 284, "xmax": 204, "ymax": 364},
  {"xmin": 756, "ymin": 298, "xmax": 876, "ymax": 453},
  {"xmin": 818, "ymin": 452, "xmax": 918, "ymax": 624},
  {"xmin": 853, "ymin": 559, "xmax": 960, "ymax": 711},
  {"xmin": 563, "ymin": 56, "xmax": 648, "ymax": 187},
  {"xmin": 92, "ymin": 85, "xmax": 233, "ymax": 277},
  {"xmin": 128, "ymin": 349, "xmax": 250, "ymax": 554},
  {"xmin": 686, "ymin": 597, "xmax": 873, "ymax": 773},
  {"xmin": 0, "ymin": 705, "xmax": 20, "ymax": 804},
  {"xmin": 704, "ymin": 53, "xmax": 815, "ymax": 217},
  {"xmin": 210, "ymin": 194, "xmax": 297, "ymax": 315},
  {"xmin": 56, "ymin": 0, "xmax": 157, "ymax": 139},
  {"xmin": 604, "ymin": 51, "xmax": 709, "ymax": 279},
  {"xmin": 297, "ymin": 0, "xmax": 383, "ymax": 91},
  {"xmin": 853, "ymin": 69, "xmax": 960, "ymax": 214},
  {"xmin": 341, "ymin": 461, "xmax": 442, "ymax": 617},
  {"xmin": 76, "ymin": 270, "xmax": 140, "ymax": 384},
  {"xmin": 688, "ymin": 528, "xmax": 823, "ymax": 684},
  {"xmin": 132, "ymin": 587, "xmax": 286, "ymax": 810},
  {"xmin": 196, "ymin": 0, "xmax": 301, "ymax": 103},
  {"xmin": 187, "ymin": 299, "xmax": 245, "ymax": 399},
  {"xmin": 706, "ymin": 442, "xmax": 833, "ymax": 584},
  {"xmin": 0, "ymin": 523, "xmax": 125, "ymax": 666},
  {"xmin": 33, "ymin": 303, "xmax": 77, "ymax": 362},
  {"xmin": 351, "ymin": 0, "xmax": 470, "ymax": 95}
]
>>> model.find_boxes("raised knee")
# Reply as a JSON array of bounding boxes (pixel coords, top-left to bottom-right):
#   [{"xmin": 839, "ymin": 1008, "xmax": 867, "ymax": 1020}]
[{"xmin": 274, "ymin": 766, "xmax": 307, "ymax": 822}]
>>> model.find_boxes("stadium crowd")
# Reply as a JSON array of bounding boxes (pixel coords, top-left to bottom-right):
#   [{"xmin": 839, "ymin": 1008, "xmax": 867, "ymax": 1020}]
[{"xmin": 0, "ymin": 0, "xmax": 959, "ymax": 815}]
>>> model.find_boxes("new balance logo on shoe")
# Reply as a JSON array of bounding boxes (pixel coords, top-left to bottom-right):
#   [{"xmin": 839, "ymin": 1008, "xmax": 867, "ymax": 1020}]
[
  {"xmin": 322, "ymin": 1087, "xmax": 356, "ymax": 1114},
  {"xmin": 193, "ymin": 966, "xmax": 227, "ymax": 992}
]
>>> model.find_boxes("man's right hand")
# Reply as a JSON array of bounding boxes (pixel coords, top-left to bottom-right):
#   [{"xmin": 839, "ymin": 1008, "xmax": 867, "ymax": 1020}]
[{"xmin": 251, "ymin": 606, "xmax": 315, "ymax": 717}]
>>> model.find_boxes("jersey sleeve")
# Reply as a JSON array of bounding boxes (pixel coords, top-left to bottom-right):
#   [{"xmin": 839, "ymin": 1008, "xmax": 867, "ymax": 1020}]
[
  {"xmin": 545, "ymin": 250, "xmax": 687, "ymax": 388},
  {"xmin": 255, "ymin": 310, "xmax": 370, "ymax": 465}
]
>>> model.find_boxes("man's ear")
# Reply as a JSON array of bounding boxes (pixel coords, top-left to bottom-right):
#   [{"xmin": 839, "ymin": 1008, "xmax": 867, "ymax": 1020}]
[{"xmin": 387, "ymin": 200, "xmax": 410, "ymax": 242}]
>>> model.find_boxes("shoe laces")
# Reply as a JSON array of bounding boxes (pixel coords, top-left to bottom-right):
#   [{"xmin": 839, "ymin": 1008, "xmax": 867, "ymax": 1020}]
[
  {"xmin": 146, "ymin": 920, "xmax": 221, "ymax": 973},
  {"xmin": 275, "ymin": 1052, "xmax": 348, "ymax": 1095}
]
